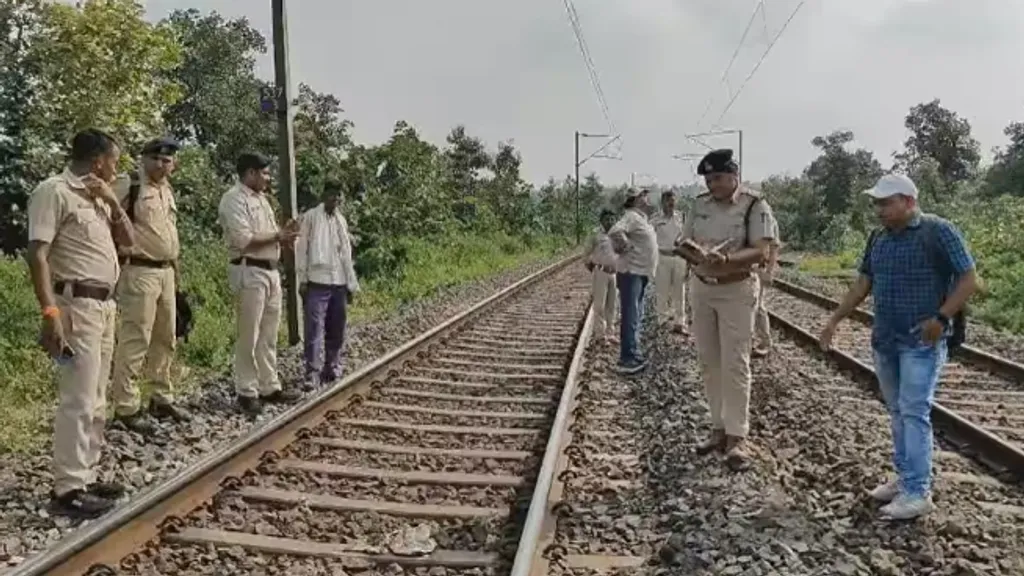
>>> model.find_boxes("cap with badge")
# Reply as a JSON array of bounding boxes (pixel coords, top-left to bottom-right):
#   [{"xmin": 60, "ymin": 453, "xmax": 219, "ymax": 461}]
[
  {"xmin": 862, "ymin": 173, "xmax": 918, "ymax": 200},
  {"xmin": 140, "ymin": 136, "xmax": 180, "ymax": 157},
  {"xmin": 626, "ymin": 188, "xmax": 650, "ymax": 198},
  {"xmin": 696, "ymin": 148, "xmax": 739, "ymax": 176}
]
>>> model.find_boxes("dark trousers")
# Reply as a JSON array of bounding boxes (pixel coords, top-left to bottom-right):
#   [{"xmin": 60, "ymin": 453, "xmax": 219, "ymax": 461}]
[
  {"xmin": 303, "ymin": 283, "xmax": 349, "ymax": 379},
  {"xmin": 616, "ymin": 272, "xmax": 648, "ymax": 365}
]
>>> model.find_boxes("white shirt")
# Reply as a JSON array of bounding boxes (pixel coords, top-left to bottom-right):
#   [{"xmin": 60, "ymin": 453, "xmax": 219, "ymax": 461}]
[
  {"xmin": 608, "ymin": 208, "xmax": 658, "ymax": 278},
  {"xmin": 586, "ymin": 227, "xmax": 619, "ymax": 269},
  {"xmin": 295, "ymin": 204, "xmax": 360, "ymax": 291},
  {"xmin": 650, "ymin": 210, "xmax": 684, "ymax": 251}
]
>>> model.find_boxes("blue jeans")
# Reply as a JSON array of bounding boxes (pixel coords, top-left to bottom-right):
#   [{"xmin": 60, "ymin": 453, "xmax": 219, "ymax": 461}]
[
  {"xmin": 873, "ymin": 341, "xmax": 947, "ymax": 498},
  {"xmin": 616, "ymin": 273, "xmax": 648, "ymax": 365}
]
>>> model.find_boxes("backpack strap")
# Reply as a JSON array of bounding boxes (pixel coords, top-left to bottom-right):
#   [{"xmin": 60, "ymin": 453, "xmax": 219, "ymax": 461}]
[
  {"xmin": 125, "ymin": 171, "xmax": 141, "ymax": 223},
  {"xmin": 742, "ymin": 196, "xmax": 761, "ymax": 248},
  {"xmin": 862, "ymin": 227, "xmax": 882, "ymax": 271}
]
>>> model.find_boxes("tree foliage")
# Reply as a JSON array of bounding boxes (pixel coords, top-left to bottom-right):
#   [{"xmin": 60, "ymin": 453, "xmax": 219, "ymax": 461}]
[
  {"xmin": 0, "ymin": 0, "xmax": 614, "ymax": 269},
  {"xmin": 894, "ymin": 99, "xmax": 980, "ymax": 199}
]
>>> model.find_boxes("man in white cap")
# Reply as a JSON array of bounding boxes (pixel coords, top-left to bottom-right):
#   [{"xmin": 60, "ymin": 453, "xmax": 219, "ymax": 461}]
[
  {"xmin": 819, "ymin": 173, "xmax": 979, "ymax": 521},
  {"xmin": 608, "ymin": 188, "xmax": 658, "ymax": 374}
]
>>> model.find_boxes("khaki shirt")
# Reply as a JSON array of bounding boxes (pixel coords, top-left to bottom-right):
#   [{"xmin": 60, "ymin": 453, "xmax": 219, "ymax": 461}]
[
  {"xmin": 585, "ymin": 226, "xmax": 619, "ymax": 270},
  {"xmin": 681, "ymin": 189, "xmax": 777, "ymax": 278},
  {"xmin": 115, "ymin": 174, "xmax": 179, "ymax": 261},
  {"xmin": 27, "ymin": 169, "xmax": 120, "ymax": 287},
  {"xmin": 650, "ymin": 210, "xmax": 684, "ymax": 252},
  {"xmin": 218, "ymin": 183, "xmax": 281, "ymax": 262},
  {"xmin": 608, "ymin": 208, "xmax": 658, "ymax": 278}
]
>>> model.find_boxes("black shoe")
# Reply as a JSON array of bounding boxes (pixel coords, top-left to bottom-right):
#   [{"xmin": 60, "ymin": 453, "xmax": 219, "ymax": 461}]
[
  {"xmin": 238, "ymin": 395, "xmax": 262, "ymax": 416},
  {"xmin": 114, "ymin": 412, "xmax": 157, "ymax": 435},
  {"xmin": 260, "ymin": 388, "xmax": 302, "ymax": 404},
  {"xmin": 52, "ymin": 489, "xmax": 116, "ymax": 518},
  {"xmin": 88, "ymin": 481, "xmax": 126, "ymax": 500},
  {"xmin": 150, "ymin": 402, "xmax": 192, "ymax": 422}
]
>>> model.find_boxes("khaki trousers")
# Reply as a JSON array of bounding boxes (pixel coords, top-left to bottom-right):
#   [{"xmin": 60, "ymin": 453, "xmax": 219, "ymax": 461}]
[
  {"xmin": 229, "ymin": 265, "xmax": 282, "ymax": 398},
  {"xmin": 111, "ymin": 266, "xmax": 176, "ymax": 415},
  {"xmin": 689, "ymin": 275, "xmax": 758, "ymax": 437},
  {"xmin": 53, "ymin": 293, "xmax": 116, "ymax": 496},
  {"xmin": 590, "ymin": 269, "xmax": 617, "ymax": 338},
  {"xmin": 655, "ymin": 255, "xmax": 688, "ymax": 325},
  {"xmin": 754, "ymin": 269, "xmax": 772, "ymax": 351}
]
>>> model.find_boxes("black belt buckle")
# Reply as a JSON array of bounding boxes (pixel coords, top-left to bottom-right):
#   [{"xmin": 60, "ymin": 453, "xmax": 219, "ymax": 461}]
[{"xmin": 231, "ymin": 257, "xmax": 275, "ymax": 271}]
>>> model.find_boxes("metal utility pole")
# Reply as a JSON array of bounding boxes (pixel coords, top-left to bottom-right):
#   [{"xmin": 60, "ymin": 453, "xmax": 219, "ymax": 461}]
[
  {"xmin": 574, "ymin": 131, "xmax": 580, "ymax": 244},
  {"xmin": 574, "ymin": 132, "xmax": 621, "ymax": 244},
  {"xmin": 272, "ymin": 0, "xmax": 300, "ymax": 345},
  {"xmin": 684, "ymin": 128, "xmax": 744, "ymax": 180}
]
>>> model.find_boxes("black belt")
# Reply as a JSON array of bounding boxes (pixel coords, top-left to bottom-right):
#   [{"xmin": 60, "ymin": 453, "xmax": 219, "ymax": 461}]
[
  {"xmin": 230, "ymin": 257, "xmax": 277, "ymax": 271},
  {"xmin": 694, "ymin": 272, "xmax": 751, "ymax": 286},
  {"xmin": 54, "ymin": 281, "xmax": 114, "ymax": 301},
  {"xmin": 120, "ymin": 256, "xmax": 173, "ymax": 269}
]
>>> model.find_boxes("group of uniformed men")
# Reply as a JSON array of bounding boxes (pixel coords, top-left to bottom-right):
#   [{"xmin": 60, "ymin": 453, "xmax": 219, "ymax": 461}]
[
  {"xmin": 27, "ymin": 129, "xmax": 358, "ymax": 517},
  {"xmin": 585, "ymin": 148, "xmax": 780, "ymax": 468}
]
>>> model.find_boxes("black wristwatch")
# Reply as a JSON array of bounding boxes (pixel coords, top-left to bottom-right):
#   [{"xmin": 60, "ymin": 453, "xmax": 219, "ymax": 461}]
[{"xmin": 936, "ymin": 312, "xmax": 950, "ymax": 326}]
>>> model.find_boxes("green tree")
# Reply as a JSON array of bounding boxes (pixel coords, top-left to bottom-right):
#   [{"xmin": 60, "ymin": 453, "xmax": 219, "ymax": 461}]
[
  {"xmin": 161, "ymin": 8, "xmax": 274, "ymax": 180},
  {"xmin": 895, "ymin": 99, "xmax": 980, "ymax": 199},
  {"xmin": 804, "ymin": 130, "xmax": 883, "ymax": 232},
  {"xmin": 0, "ymin": 0, "xmax": 44, "ymax": 254},
  {"xmin": 983, "ymin": 122, "xmax": 1024, "ymax": 197}
]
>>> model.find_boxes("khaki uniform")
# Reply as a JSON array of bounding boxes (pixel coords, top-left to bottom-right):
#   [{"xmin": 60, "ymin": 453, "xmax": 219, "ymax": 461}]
[
  {"xmin": 218, "ymin": 183, "xmax": 283, "ymax": 398},
  {"xmin": 650, "ymin": 210, "xmax": 688, "ymax": 327},
  {"xmin": 28, "ymin": 169, "xmax": 120, "ymax": 496},
  {"xmin": 584, "ymin": 226, "xmax": 618, "ymax": 339},
  {"xmin": 111, "ymin": 174, "xmax": 180, "ymax": 415},
  {"xmin": 682, "ymin": 189, "xmax": 776, "ymax": 438},
  {"xmin": 754, "ymin": 219, "xmax": 781, "ymax": 352}
]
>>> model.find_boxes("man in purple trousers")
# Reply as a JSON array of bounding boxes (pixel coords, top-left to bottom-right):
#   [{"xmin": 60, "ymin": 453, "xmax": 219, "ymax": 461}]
[{"xmin": 295, "ymin": 182, "xmax": 360, "ymax": 388}]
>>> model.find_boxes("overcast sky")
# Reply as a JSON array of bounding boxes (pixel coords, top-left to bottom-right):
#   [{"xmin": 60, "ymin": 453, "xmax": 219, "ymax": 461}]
[{"xmin": 143, "ymin": 0, "xmax": 1024, "ymax": 187}]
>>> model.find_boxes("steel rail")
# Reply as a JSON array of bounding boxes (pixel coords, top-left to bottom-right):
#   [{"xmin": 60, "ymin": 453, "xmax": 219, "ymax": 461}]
[
  {"xmin": 508, "ymin": 294, "xmax": 594, "ymax": 576},
  {"xmin": 768, "ymin": 279, "xmax": 1024, "ymax": 479},
  {"xmin": 11, "ymin": 252, "xmax": 582, "ymax": 576},
  {"xmin": 773, "ymin": 277, "xmax": 1024, "ymax": 379}
]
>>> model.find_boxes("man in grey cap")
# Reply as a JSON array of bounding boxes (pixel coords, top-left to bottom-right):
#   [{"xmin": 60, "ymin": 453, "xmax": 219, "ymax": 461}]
[
  {"xmin": 608, "ymin": 188, "xmax": 658, "ymax": 374},
  {"xmin": 676, "ymin": 149, "xmax": 777, "ymax": 468},
  {"xmin": 111, "ymin": 136, "xmax": 190, "ymax": 434}
]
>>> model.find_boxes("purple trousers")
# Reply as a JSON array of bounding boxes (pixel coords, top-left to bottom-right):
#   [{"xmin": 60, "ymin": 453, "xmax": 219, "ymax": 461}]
[{"xmin": 303, "ymin": 283, "xmax": 349, "ymax": 379}]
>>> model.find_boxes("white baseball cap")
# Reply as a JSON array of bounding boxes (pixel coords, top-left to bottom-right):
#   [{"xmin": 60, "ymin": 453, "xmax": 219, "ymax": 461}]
[{"xmin": 863, "ymin": 173, "xmax": 918, "ymax": 199}]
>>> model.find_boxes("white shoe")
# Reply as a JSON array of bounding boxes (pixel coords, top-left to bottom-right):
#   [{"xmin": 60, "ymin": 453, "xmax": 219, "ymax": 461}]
[
  {"xmin": 880, "ymin": 494, "xmax": 935, "ymax": 520},
  {"xmin": 869, "ymin": 480, "xmax": 900, "ymax": 502}
]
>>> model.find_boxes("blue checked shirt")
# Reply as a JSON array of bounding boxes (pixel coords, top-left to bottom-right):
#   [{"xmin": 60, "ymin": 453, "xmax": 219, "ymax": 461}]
[{"xmin": 858, "ymin": 213, "xmax": 975, "ymax": 349}]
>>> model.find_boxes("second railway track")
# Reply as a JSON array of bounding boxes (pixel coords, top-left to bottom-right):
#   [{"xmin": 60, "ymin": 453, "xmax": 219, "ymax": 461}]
[
  {"xmin": 13, "ymin": 256, "xmax": 596, "ymax": 576},
  {"xmin": 766, "ymin": 278, "xmax": 1024, "ymax": 478}
]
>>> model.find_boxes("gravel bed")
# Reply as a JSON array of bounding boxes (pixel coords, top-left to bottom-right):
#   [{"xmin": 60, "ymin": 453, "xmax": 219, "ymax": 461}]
[
  {"xmin": 779, "ymin": 268, "xmax": 1024, "ymax": 364},
  {"xmin": 124, "ymin": 544, "xmax": 500, "ymax": 576},
  {"xmin": 548, "ymin": 299, "xmax": 1024, "ymax": 575},
  {"xmin": 0, "ymin": 253, "xmax": 573, "ymax": 571},
  {"xmin": 250, "ymin": 470, "xmax": 520, "ymax": 508},
  {"xmin": 369, "ymin": 389, "xmax": 554, "ymax": 416},
  {"xmin": 181, "ymin": 494, "xmax": 506, "ymax": 553},
  {"xmin": 345, "ymin": 405, "xmax": 547, "ymax": 431},
  {"xmin": 378, "ymin": 379, "xmax": 559, "ymax": 401},
  {"xmin": 314, "ymin": 419, "xmax": 544, "ymax": 453},
  {"xmin": 283, "ymin": 442, "xmax": 533, "ymax": 477}
]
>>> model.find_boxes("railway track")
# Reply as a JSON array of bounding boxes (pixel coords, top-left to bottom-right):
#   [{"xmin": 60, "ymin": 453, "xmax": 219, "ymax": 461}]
[
  {"xmin": 10, "ymin": 255, "xmax": 607, "ymax": 576},
  {"xmin": 766, "ymin": 278, "xmax": 1024, "ymax": 480}
]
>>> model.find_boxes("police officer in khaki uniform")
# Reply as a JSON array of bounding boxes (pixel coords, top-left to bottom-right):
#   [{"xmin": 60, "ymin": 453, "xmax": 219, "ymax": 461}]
[
  {"xmin": 110, "ymin": 137, "xmax": 189, "ymax": 434},
  {"xmin": 650, "ymin": 190, "xmax": 688, "ymax": 333},
  {"xmin": 27, "ymin": 129, "xmax": 136, "ymax": 517},
  {"xmin": 218, "ymin": 152, "xmax": 301, "ymax": 415},
  {"xmin": 677, "ymin": 149, "xmax": 777, "ymax": 468}
]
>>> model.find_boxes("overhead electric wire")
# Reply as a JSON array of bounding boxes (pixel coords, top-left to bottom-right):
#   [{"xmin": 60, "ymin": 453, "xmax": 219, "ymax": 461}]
[
  {"xmin": 711, "ymin": 0, "xmax": 807, "ymax": 130},
  {"xmin": 562, "ymin": 0, "xmax": 621, "ymax": 156},
  {"xmin": 693, "ymin": 0, "xmax": 765, "ymax": 130}
]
